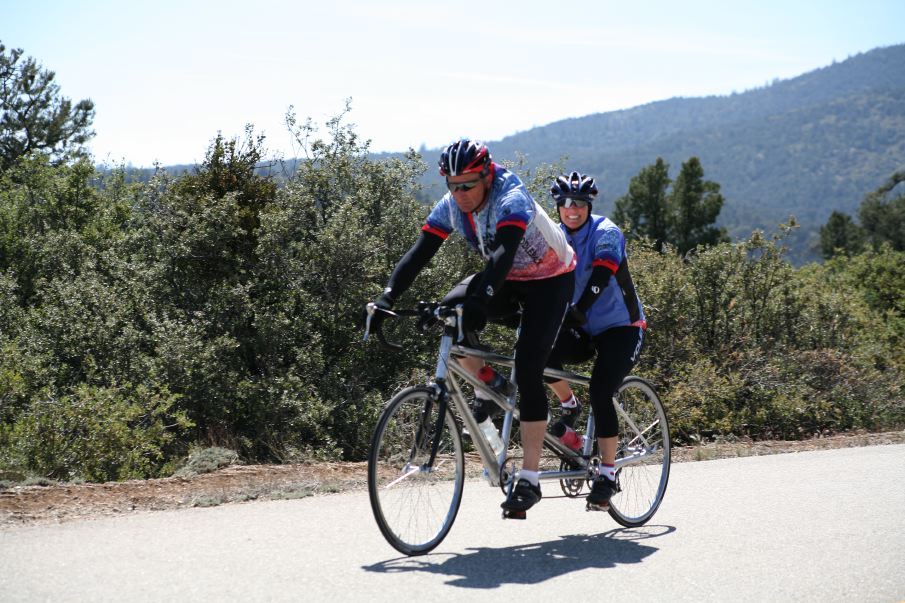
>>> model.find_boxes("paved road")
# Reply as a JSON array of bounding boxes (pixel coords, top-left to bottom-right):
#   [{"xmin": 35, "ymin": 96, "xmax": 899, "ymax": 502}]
[{"xmin": 2, "ymin": 445, "xmax": 904, "ymax": 601}]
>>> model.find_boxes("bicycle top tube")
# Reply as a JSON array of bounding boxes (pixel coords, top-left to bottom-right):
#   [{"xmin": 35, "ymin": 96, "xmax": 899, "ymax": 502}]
[
  {"xmin": 366, "ymin": 301, "xmax": 592, "ymax": 388},
  {"xmin": 450, "ymin": 343, "xmax": 591, "ymax": 388}
]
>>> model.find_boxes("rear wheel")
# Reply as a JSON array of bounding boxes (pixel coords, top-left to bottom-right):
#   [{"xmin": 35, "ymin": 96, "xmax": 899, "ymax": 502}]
[
  {"xmin": 367, "ymin": 386, "xmax": 464, "ymax": 555},
  {"xmin": 607, "ymin": 377, "xmax": 670, "ymax": 527}
]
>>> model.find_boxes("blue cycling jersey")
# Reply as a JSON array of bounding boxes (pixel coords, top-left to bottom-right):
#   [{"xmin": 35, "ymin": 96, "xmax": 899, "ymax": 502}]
[
  {"xmin": 423, "ymin": 164, "xmax": 575, "ymax": 281},
  {"xmin": 564, "ymin": 214, "xmax": 646, "ymax": 336}
]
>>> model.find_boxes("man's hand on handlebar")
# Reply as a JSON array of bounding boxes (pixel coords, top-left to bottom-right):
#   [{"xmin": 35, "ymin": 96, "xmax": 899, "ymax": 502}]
[
  {"xmin": 364, "ymin": 299, "xmax": 477, "ymax": 350},
  {"xmin": 363, "ymin": 292, "xmax": 396, "ymax": 342}
]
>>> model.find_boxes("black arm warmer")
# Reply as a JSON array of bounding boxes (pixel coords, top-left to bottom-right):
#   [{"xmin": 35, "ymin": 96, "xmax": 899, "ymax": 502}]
[
  {"xmin": 474, "ymin": 225, "xmax": 524, "ymax": 300},
  {"xmin": 575, "ymin": 264, "xmax": 613, "ymax": 313},
  {"xmin": 385, "ymin": 231, "xmax": 444, "ymax": 301}
]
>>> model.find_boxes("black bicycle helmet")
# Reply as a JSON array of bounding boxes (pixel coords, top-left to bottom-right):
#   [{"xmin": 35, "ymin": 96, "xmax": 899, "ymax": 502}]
[
  {"xmin": 438, "ymin": 139, "xmax": 492, "ymax": 177},
  {"xmin": 550, "ymin": 171, "xmax": 598, "ymax": 203}
]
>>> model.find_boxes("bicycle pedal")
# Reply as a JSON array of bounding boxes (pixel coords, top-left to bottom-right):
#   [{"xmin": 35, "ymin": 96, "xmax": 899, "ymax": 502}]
[{"xmin": 502, "ymin": 509, "xmax": 527, "ymax": 520}]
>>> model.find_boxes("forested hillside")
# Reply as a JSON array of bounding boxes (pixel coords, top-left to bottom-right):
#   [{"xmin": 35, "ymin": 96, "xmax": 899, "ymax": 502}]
[{"xmin": 413, "ymin": 44, "xmax": 905, "ymax": 263}]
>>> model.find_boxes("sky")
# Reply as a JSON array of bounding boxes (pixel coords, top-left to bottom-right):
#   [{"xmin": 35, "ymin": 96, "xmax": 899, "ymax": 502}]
[{"xmin": 4, "ymin": 0, "xmax": 904, "ymax": 167}]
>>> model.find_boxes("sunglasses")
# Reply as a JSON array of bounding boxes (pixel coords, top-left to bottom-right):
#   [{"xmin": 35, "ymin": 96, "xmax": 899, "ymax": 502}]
[
  {"xmin": 557, "ymin": 198, "xmax": 590, "ymax": 209},
  {"xmin": 447, "ymin": 178, "xmax": 482, "ymax": 193}
]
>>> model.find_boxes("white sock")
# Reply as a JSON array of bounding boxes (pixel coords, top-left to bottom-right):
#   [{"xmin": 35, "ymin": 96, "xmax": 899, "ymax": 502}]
[
  {"xmin": 561, "ymin": 394, "xmax": 578, "ymax": 409},
  {"xmin": 518, "ymin": 469, "xmax": 539, "ymax": 486},
  {"xmin": 598, "ymin": 463, "xmax": 616, "ymax": 481}
]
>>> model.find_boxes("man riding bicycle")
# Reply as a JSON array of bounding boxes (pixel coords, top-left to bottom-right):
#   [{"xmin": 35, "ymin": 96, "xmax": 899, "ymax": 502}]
[{"xmin": 368, "ymin": 139, "xmax": 575, "ymax": 513}]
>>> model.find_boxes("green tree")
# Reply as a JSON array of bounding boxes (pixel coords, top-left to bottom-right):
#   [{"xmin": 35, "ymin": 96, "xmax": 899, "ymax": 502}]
[
  {"xmin": 173, "ymin": 125, "xmax": 276, "ymax": 243},
  {"xmin": 0, "ymin": 42, "xmax": 95, "ymax": 171},
  {"xmin": 116, "ymin": 129, "xmax": 279, "ymax": 447},
  {"xmin": 669, "ymin": 157, "xmax": 729, "ymax": 254},
  {"xmin": 859, "ymin": 169, "xmax": 905, "ymax": 251},
  {"xmin": 250, "ymin": 105, "xmax": 460, "ymax": 459},
  {"xmin": 614, "ymin": 156, "xmax": 727, "ymax": 254},
  {"xmin": 819, "ymin": 169, "xmax": 904, "ymax": 259},
  {"xmin": 819, "ymin": 210, "xmax": 865, "ymax": 259},
  {"xmin": 613, "ymin": 157, "xmax": 670, "ymax": 248},
  {"xmin": 0, "ymin": 154, "xmax": 125, "ymax": 304}
]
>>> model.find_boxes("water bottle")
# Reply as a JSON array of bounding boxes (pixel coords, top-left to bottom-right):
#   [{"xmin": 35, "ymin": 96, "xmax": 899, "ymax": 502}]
[
  {"xmin": 478, "ymin": 416, "xmax": 505, "ymax": 456},
  {"xmin": 478, "ymin": 365, "xmax": 515, "ymax": 398},
  {"xmin": 559, "ymin": 427, "xmax": 584, "ymax": 451}
]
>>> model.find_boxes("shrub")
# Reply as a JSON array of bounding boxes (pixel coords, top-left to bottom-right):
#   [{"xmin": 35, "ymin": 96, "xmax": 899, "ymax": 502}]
[
  {"xmin": 174, "ymin": 446, "xmax": 239, "ymax": 477},
  {"xmin": 0, "ymin": 383, "xmax": 191, "ymax": 481}
]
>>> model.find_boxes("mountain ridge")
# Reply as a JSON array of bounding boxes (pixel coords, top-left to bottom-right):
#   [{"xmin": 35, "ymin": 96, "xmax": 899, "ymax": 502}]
[{"xmin": 404, "ymin": 44, "xmax": 905, "ymax": 263}]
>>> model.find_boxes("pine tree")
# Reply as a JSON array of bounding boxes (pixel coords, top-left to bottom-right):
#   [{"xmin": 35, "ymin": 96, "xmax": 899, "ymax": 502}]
[
  {"xmin": 669, "ymin": 157, "xmax": 729, "ymax": 254},
  {"xmin": 613, "ymin": 157, "xmax": 671, "ymax": 249},
  {"xmin": 859, "ymin": 169, "xmax": 905, "ymax": 251},
  {"xmin": 819, "ymin": 210, "xmax": 866, "ymax": 258},
  {"xmin": 613, "ymin": 156, "xmax": 728, "ymax": 254},
  {"xmin": 819, "ymin": 169, "xmax": 905, "ymax": 259},
  {"xmin": 0, "ymin": 42, "xmax": 95, "ymax": 171}
]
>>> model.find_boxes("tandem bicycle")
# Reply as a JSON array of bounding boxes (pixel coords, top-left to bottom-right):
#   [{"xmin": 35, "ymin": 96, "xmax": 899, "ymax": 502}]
[{"xmin": 364, "ymin": 301, "xmax": 670, "ymax": 556}]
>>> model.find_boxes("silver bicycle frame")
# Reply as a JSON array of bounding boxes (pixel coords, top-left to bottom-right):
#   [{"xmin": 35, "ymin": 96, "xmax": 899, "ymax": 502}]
[{"xmin": 433, "ymin": 328, "xmax": 596, "ymax": 487}]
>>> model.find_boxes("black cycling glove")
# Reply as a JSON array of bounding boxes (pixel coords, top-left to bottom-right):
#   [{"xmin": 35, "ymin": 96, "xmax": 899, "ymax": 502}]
[
  {"xmin": 365, "ymin": 291, "xmax": 395, "ymax": 330},
  {"xmin": 563, "ymin": 304, "xmax": 587, "ymax": 328}
]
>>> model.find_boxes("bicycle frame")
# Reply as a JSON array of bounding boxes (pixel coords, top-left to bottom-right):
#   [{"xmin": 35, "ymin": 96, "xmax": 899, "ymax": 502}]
[{"xmin": 442, "ymin": 334, "xmax": 649, "ymax": 489}]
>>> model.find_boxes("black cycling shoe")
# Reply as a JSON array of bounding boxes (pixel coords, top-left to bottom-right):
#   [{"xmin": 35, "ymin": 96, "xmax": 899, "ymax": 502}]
[
  {"xmin": 586, "ymin": 476, "xmax": 618, "ymax": 511},
  {"xmin": 472, "ymin": 397, "xmax": 503, "ymax": 422},
  {"xmin": 559, "ymin": 401, "xmax": 583, "ymax": 429},
  {"xmin": 501, "ymin": 479, "xmax": 542, "ymax": 512},
  {"xmin": 549, "ymin": 401, "xmax": 583, "ymax": 438}
]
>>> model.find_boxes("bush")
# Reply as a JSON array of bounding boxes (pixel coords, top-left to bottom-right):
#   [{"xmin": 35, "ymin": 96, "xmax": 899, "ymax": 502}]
[
  {"xmin": 174, "ymin": 446, "xmax": 239, "ymax": 477},
  {"xmin": 629, "ymin": 229, "xmax": 904, "ymax": 441},
  {"xmin": 0, "ymin": 383, "xmax": 190, "ymax": 482}
]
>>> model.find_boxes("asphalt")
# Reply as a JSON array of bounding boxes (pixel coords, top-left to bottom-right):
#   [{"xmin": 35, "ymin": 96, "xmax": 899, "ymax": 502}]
[{"xmin": 1, "ymin": 444, "xmax": 903, "ymax": 601}]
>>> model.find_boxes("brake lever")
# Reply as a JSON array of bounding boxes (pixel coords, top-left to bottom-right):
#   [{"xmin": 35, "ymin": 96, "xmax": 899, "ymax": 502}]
[
  {"xmin": 363, "ymin": 302, "xmax": 403, "ymax": 351},
  {"xmin": 363, "ymin": 302, "xmax": 377, "ymax": 342}
]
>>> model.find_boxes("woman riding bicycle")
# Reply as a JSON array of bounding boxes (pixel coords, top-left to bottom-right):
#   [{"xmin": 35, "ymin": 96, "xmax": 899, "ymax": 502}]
[
  {"xmin": 544, "ymin": 171, "xmax": 648, "ymax": 511},
  {"xmin": 368, "ymin": 139, "xmax": 575, "ymax": 513}
]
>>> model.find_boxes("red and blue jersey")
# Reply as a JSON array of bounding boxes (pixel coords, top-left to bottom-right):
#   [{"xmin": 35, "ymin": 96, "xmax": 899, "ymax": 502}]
[
  {"xmin": 423, "ymin": 164, "xmax": 575, "ymax": 281},
  {"xmin": 564, "ymin": 215, "xmax": 646, "ymax": 335}
]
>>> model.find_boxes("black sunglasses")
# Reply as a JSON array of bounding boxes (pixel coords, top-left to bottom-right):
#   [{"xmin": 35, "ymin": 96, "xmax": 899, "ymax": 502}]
[
  {"xmin": 447, "ymin": 178, "xmax": 482, "ymax": 193},
  {"xmin": 556, "ymin": 198, "xmax": 590, "ymax": 209}
]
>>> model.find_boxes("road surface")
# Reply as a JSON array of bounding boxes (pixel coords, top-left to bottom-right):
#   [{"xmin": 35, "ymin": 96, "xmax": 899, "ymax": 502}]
[{"xmin": 2, "ymin": 444, "xmax": 903, "ymax": 601}]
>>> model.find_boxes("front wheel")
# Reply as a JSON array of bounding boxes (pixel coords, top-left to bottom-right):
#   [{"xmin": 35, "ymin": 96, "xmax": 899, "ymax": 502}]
[
  {"xmin": 367, "ymin": 386, "xmax": 465, "ymax": 556},
  {"xmin": 608, "ymin": 376, "xmax": 671, "ymax": 527}
]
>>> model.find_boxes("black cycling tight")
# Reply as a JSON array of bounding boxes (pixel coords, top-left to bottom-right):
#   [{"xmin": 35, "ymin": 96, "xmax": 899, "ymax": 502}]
[
  {"xmin": 443, "ymin": 270, "xmax": 574, "ymax": 422},
  {"xmin": 547, "ymin": 325, "xmax": 644, "ymax": 438}
]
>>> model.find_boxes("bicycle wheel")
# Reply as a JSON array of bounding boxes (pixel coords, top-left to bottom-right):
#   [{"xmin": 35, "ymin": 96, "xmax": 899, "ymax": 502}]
[
  {"xmin": 367, "ymin": 386, "xmax": 465, "ymax": 556},
  {"xmin": 608, "ymin": 376, "xmax": 670, "ymax": 527}
]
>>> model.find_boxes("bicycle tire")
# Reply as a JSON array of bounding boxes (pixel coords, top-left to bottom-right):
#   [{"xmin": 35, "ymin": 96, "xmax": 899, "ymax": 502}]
[
  {"xmin": 367, "ymin": 386, "xmax": 465, "ymax": 556},
  {"xmin": 607, "ymin": 376, "xmax": 670, "ymax": 527}
]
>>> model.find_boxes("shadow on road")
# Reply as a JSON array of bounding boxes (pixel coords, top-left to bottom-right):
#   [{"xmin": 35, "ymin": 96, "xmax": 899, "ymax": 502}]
[{"xmin": 363, "ymin": 524, "xmax": 675, "ymax": 588}]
